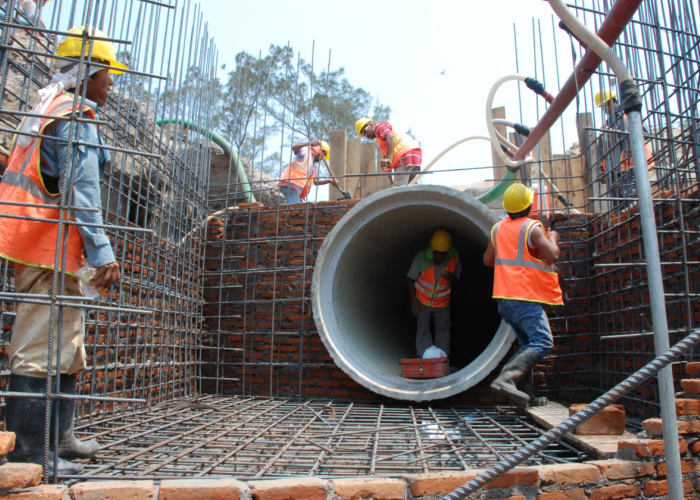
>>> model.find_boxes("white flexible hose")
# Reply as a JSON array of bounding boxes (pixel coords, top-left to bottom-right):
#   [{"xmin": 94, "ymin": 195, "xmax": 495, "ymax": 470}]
[{"xmin": 408, "ymin": 136, "xmax": 491, "ymax": 186}]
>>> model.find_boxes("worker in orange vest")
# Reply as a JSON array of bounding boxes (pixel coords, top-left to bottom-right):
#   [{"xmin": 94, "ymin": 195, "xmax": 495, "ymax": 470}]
[
  {"xmin": 0, "ymin": 26, "xmax": 125, "ymax": 475},
  {"xmin": 483, "ymin": 184, "xmax": 563, "ymax": 406},
  {"xmin": 407, "ymin": 230, "xmax": 461, "ymax": 358},
  {"xmin": 278, "ymin": 140, "xmax": 338, "ymax": 204},
  {"xmin": 356, "ymin": 118, "xmax": 422, "ymax": 187}
]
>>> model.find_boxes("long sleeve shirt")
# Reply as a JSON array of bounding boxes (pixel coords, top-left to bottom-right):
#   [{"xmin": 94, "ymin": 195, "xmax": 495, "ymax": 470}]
[{"xmin": 38, "ymin": 95, "xmax": 115, "ymax": 267}]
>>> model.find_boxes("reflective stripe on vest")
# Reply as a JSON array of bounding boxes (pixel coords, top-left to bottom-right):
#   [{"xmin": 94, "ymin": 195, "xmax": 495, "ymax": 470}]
[
  {"xmin": 0, "ymin": 94, "xmax": 95, "ymax": 274},
  {"xmin": 377, "ymin": 128, "xmax": 420, "ymax": 172},
  {"xmin": 414, "ymin": 254, "xmax": 458, "ymax": 308},
  {"xmin": 492, "ymin": 217, "xmax": 563, "ymax": 305}
]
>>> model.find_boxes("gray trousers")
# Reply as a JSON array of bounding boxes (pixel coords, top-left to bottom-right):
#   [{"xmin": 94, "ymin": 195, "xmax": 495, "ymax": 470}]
[{"xmin": 416, "ymin": 305, "xmax": 451, "ymax": 357}]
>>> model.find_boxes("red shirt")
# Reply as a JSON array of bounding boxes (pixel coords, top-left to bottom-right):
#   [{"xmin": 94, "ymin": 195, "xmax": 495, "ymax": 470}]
[{"xmin": 374, "ymin": 121, "xmax": 392, "ymax": 140}]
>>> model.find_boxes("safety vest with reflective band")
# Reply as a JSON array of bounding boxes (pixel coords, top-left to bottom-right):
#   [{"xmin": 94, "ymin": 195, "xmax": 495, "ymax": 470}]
[
  {"xmin": 377, "ymin": 127, "xmax": 421, "ymax": 173},
  {"xmin": 414, "ymin": 246, "xmax": 459, "ymax": 308},
  {"xmin": 0, "ymin": 94, "xmax": 95, "ymax": 274},
  {"xmin": 278, "ymin": 148, "xmax": 319, "ymax": 200},
  {"xmin": 491, "ymin": 217, "xmax": 563, "ymax": 306}
]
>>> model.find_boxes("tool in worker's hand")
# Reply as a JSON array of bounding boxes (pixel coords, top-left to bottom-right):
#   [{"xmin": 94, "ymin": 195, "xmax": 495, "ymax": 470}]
[{"xmin": 321, "ymin": 156, "xmax": 352, "ymax": 199}]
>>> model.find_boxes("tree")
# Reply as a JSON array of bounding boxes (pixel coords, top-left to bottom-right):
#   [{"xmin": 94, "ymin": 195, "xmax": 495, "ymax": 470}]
[{"xmin": 216, "ymin": 44, "xmax": 391, "ymax": 176}]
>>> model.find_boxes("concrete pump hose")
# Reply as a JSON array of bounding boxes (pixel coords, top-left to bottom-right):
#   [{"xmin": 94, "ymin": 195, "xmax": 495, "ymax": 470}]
[{"xmin": 440, "ymin": 327, "xmax": 700, "ymax": 500}]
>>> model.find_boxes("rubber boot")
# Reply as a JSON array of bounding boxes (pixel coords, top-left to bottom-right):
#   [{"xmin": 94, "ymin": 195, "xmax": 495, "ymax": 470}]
[
  {"xmin": 5, "ymin": 374, "xmax": 84, "ymax": 475},
  {"xmin": 57, "ymin": 374, "xmax": 100, "ymax": 460},
  {"xmin": 490, "ymin": 347, "xmax": 541, "ymax": 405},
  {"xmin": 516, "ymin": 367, "xmax": 549, "ymax": 406}
]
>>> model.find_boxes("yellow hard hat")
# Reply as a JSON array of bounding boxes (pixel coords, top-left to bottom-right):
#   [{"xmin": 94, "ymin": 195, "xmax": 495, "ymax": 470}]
[
  {"xmin": 503, "ymin": 183, "xmax": 534, "ymax": 213},
  {"xmin": 430, "ymin": 229, "xmax": 452, "ymax": 252},
  {"xmin": 56, "ymin": 26, "xmax": 128, "ymax": 74},
  {"xmin": 355, "ymin": 117, "xmax": 373, "ymax": 137},
  {"xmin": 321, "ymin": 140, "xmax": 330, "ymax": 161},
  {"xmin": 595, "ymin": 89, "xmax": 617, "ymax": 108}
]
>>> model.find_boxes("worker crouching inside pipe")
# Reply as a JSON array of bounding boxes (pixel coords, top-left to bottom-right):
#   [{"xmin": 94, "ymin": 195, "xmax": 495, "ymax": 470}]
[{"xmin": 312, "ymin": 185, "xmax": 514, "ymax": 401}]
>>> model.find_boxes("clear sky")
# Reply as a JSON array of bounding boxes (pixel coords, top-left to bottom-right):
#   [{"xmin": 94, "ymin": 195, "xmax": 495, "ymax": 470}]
[{"xmin": 203, "ymin": 0, "xmax": 587, "ymax": 193}]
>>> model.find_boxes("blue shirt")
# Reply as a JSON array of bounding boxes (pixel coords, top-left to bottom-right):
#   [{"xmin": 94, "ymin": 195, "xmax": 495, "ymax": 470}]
[{"xmin": 39, "ymin": 95, "xmax": 115, "ymax": 267}]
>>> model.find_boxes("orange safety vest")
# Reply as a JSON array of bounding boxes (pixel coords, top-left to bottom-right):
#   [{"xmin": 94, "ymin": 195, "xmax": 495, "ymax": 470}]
[
  {"xmin": 0, "ymin": 94, "xmax": 95, "ymax": 274},
  {"xmin": 278, "ymin": 148, "xmax": 319, "ymax": 200},
  {"xmin": 377, "ymin": 126, "xmax": 421, "ymax": 173},
  {"xmin": 491, "ymin": 217, "xmax": 563, "ymax": 306},
  {"xmin": 414, "ymin": 247, "xmax": 459, "ymax": 308}
]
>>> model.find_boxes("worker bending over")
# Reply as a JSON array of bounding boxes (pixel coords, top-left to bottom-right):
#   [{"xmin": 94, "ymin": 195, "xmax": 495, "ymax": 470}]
[
  {"xmin": 0, "ymin": 26, "xmax": 125, "ymax": 474},
  {"xmin": 483, "ymin": 184, "xmax": 562, "ymax": 406},
  {"xmin": 355, "ymin": 118, "xmax": 422, "ymax": 187},
  {"xmin": 407, "ymin": 230, "xmax": 461, "ymax": 358},
  {"xmin": 278, "ymin": 140, "xmax": 338, "ymax": 204}
]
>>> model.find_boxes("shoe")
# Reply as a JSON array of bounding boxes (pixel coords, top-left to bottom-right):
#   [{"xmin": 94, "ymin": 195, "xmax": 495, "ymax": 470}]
[
  {"xmin": 5, "ymin": 374, "xmax": 84, "ymax": 475},
  {"xmin": 57, "ymin": 374, "xmax": 100, "ymax": 460},
  {"xmin": 490, "ymin": 347, "xmax": 541, "ymax": 405},
  {"xmin": 516, "ymin": 367, "xmax": 549, "ymax": 407}
]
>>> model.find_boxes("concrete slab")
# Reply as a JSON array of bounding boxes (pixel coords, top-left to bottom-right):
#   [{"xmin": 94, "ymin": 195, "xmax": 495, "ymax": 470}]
[{"xmin": 525, "ymin": 402, "xmax": 636, "ymax": 459}]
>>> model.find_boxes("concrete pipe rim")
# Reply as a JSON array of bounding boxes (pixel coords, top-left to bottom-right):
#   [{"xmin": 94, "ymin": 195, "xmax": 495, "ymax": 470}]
[{"xmin": 312, "ymin": 185, "xmax": 514, "ymax": 401}]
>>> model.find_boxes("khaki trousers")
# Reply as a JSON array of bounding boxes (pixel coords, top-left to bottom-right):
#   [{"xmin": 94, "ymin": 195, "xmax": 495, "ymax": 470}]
[{"xmin": 9, "ymin": 264, "xmax": 86, "ymax": 377}]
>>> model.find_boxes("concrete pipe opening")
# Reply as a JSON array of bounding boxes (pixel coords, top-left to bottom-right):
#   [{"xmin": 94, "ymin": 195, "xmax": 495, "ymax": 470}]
[{"xmin": 312, "ymin": 185, "xmax": 515, "ymax": 401}]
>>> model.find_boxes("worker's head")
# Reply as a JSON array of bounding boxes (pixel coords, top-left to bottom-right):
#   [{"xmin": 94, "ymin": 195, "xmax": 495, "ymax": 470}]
[
  {"xmin": 503, "ymin": 183, "xmax": 534, "ymax": 218},
  {"xmin": 55, "ymin": 26, "xmax": 128, "ymax": 106},
  {"xmin": 310, "ymin": 140, "xmax": 330, "ymax": 162},
  {"xmin": 595, "ymin": 89, "xmax": 618, "ymax": 116},
  {"xmin": 430, "ymin": 229, "xmax": 452, "ymax": 264},
  {"xmin": 321, "ymin": 141, "xmax": 330, "ymax": 161},
  {"xmin": 355, "ymin": 117, "xmax": 375, "ymax": 139}
]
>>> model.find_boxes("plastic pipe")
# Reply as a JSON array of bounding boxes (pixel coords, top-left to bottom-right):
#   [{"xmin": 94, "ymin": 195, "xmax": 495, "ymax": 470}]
[
  {"xmin": 155, "ymin": 118, "xmax": 256, "ymax": 204},
  {"xmin": 311, "ymin": 185, "xmax": 513, "ymax": 401}
]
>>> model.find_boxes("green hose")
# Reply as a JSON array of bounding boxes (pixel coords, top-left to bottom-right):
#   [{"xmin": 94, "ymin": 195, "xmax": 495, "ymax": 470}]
[
  {"xmin": 155, "ymin": 118, "xmax": 257, "ymax": 204},
  {"xmin": 476, "ymin": 169, "xmax": 518, "ymax": 205}
]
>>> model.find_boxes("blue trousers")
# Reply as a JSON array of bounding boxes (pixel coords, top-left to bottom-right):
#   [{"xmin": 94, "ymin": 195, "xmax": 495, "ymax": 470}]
[
  {"xmin": 279, "ymin": 185, "xmax": 303, "ymax": 204},
  {"xmin": 497, "ymin": 299, "xmax": 554, "ymax": 357}
]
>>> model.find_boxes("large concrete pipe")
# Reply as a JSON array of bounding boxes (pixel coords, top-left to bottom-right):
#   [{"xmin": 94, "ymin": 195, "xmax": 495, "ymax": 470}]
[{"xmin": 312, "ymin": 185, "xmax": 514, "ymax": 401}]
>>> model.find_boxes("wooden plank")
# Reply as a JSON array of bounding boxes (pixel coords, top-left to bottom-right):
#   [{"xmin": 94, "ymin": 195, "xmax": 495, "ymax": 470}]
[
  {"xmin": 552, "ymin": 153, "xmax": 567, "ymax": 208},
  {"xmin": 568, "ymin": 155, "xmax": 586, "ymax": 209},
  {"xmin": 360, "ymin": 142, "xmax": 377, "ymax": 198},
  {"xmin": 577, "ymin": 112, "xmax": 603, "ymax": 213},
  {"xmin": 538, "ymin": 131, "xmax": 553, "ymax": 178},
  {"xmin": 328, "ymin": 129, "xmax": 347, "ymax": 201},
  {"xmin": 375, "ymin": 144, "xmax": 391, "ymax": 192},
  {"xmin": 491, "ymin": 107, "xmax": 507, "ymax": 182},
  {"xmin": 346, "ymin": 138, "xmax": 362, "ymax": 199},
  {"xmin": 525, "ymin": 402, "xmax": 635, "ymax": 460}
]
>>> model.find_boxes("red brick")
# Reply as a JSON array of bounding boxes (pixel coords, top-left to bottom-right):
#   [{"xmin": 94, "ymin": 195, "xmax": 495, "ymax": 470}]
[
  {"xmin": 249, "ymin": 477, "xmax": 329, "ymax": 500},
  {"xmin": 1, "ymin": 485, "xmax": 69, "ymax": 499},
  {"xmin": 643, "ymin": 479, "xmax": 693, "ymax": 497},
  {"xmin": 685, "ymin": 362, "xmax": 700, "ymax": 375},
  {"xmin": 676, "ymin": 399, "xmax": 700, "ymax": 415},
  {"xmin": 570, "ymin": 404, "xmax": 625, "ymax": 435},
  {"xmin": 331, "ymin": 478, "xmax": 407, "ymax": 500},
  {"xmin": 589, "ymin": 459, "xmax": 655, "ymax": 479},
  {"xmin": 0, "ymin": 432, "xmax": 16, "ymax": 455},
  {"xmin": 656, "ymin": 459, "xmax": 697, "ymax": 475},
  {"xmin": 402, "ymin": 468, "xmax": 538, "ymax": 496},
  {"xmin": 537, "ymin": 490, "xmax": 587, "ymax": 500},
  {"xmin": 0, "ymin": 463, "xmax": 42, "ymax": 489},
  {"xmin": 70, "ymin": 480, "xmax": 154, "ymax": 500},
  {"xmin": 681, "ymin": 379, "xmax": 700, "ymax": 393},
  {"xmin": 537, "ymin": 463, "xmax": 601, "ymax": 485},
  {"xmin": 589, "ymin": 483, "xmax": 641, "ymax": 500},
  {"xmin": 159, "ymin": 479, "xmax": 249, "ymax": 500}
]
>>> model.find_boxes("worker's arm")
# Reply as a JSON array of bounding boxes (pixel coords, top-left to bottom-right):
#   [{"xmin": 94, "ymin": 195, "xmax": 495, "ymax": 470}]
[
  {"xmin": 52, "ymin": 119, "xmax": 120, "ymax": 289},
  {"xmin": 530, "ymin": 224, "xmax": 560, "ymax": 263},
  {"xmin": 292, "ymin": 140, "xmax": 319, "ymax": 154},
  {"xmin": 407, "ymin": 278, "xmax": 420, "ymax": 316},
  {"xmin": 483, "ymin": 241, "xmax": 495, "ymax": 267},
  {"xmin": 313, "ymin": 177, "xmax": 339, "ymax": 187},
  {"xmin": 380, "ymin": 132, "xmax": 395, "ymax": 169}
]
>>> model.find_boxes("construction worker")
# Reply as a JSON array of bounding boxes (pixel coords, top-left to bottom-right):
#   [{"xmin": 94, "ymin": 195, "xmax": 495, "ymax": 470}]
[
  {"xmin": 355, "ymin": 118, "xmax": 422, "ymax": 187},
  {"xmin": 407, "ymin": 230, "xmax": 461, "ymax": 358},
  {"xmin": 0, "ymin": 26, "xmax": 127, "ymax": 474},
  {"xmin": 278, "ymin": 140, "xmax": 338, "ymax": 204},
  {"xmin": 482, "ymin": 184, "xmax": 563, "ymax": 406},
  {"xmin": 595, "ymin": 89, "xmax": 654, "ymax": 206}
]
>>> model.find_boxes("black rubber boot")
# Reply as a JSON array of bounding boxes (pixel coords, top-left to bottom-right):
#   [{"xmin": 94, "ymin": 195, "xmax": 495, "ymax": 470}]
[
  {"xmin": 517, "ymin": 367, "xmax": 549, "ymax": 407},
  {"xmin": 490, "ymin": 347, "xmax": 542, "ymax": 405},
  {"xmin": 57, "ymin": 374, "xmax": 100, "ymax": 460},
  {"xmin": 5, "ymin": 374, "xmax": 84, "ymax": 475}
]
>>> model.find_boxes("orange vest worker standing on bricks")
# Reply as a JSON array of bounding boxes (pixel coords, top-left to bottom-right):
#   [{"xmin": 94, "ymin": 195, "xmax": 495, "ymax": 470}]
[
  {"xmin": 407, "ymin": 230, "xmax": 461, "ymax": 358},
  {"xmin": 0, "ymin": 26, "xmax": 125, "ymax": 475},
  {"xmin": 356, "ymin": 118, "xmax": 422, "ymax": 188},
  {"xmin": 278, "ymin": 140, "xmax": 338, "ymax": 204},
  {"xmin": 483, "ymin": 183, "xmax": 563, "ymax": 407}
]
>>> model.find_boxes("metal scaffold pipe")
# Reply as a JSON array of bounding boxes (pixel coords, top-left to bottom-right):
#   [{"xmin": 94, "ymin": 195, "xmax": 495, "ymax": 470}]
[{"xmin": 312, "ymin": 185, "xmax": 513, "ymax": 401}]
